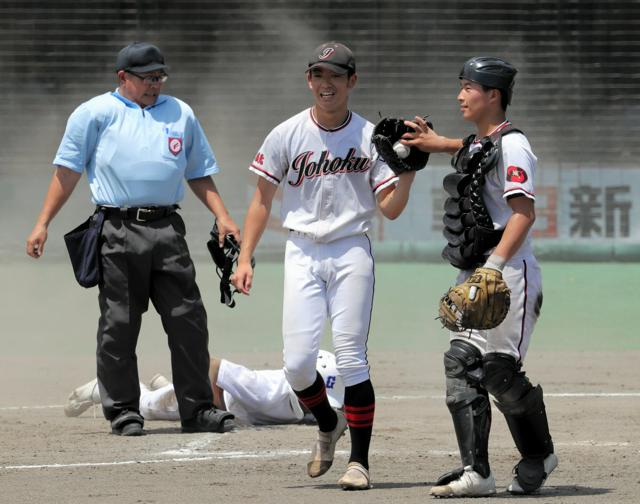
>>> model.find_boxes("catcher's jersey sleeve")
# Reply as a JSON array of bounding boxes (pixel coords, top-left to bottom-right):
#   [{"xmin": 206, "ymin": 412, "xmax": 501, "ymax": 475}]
[
  {"xmin": 481, "ymin": 130, "xmax": 537, "ymax": 258},
  {"xmin": 500, "ymin": 133, "xmax": 536, "ymax": 200},
  {"xmin": 483, "ymin": 132, "xmax": 536, "ymax": 228}
]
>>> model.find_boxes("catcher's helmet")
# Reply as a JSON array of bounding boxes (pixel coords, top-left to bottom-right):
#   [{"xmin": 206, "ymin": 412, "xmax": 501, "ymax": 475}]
[
  {"xmin": 459, "ymin": 56, "xmax": 517, "ymax": 105},
  {"xmin": 316, "ymin": 350, "xmax": 345, "ymax": 409}
]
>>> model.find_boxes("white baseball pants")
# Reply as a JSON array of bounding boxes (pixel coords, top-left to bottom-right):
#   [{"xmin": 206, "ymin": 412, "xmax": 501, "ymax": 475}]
[{"xmin": 282, "ymin": 233, "xmax": 374, "ymax": 390}]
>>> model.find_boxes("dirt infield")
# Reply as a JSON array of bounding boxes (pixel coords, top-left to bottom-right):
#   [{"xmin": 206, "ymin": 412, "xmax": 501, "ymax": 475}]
[
  {"xmin": 2, "ymin": 261, "xmax": 638, "ymax": 502},
  {"xmin": 1, "ymin": 350, "xmax": 638, "ymax": 504}
]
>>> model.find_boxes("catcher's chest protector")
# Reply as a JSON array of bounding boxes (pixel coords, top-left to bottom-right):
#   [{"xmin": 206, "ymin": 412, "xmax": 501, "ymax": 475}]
[{"xmin": 441, "ymin": 124, "xmax": 523, "ymax": 270}]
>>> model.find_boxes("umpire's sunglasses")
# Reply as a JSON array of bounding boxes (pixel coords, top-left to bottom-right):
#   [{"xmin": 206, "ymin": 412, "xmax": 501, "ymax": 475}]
[{"xmin": 125, "ymin": 71, "xmax": 168, "ymax": 85}]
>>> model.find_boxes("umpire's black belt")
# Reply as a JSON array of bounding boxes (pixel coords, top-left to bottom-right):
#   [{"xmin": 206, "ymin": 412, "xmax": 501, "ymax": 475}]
[{"xmin": 98, "ymin": 205, "xmax": 179, "ymax": 223}]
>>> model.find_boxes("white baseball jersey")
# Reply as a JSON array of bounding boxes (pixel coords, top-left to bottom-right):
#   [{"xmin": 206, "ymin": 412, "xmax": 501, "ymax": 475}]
[
  {"xmin": 137, "ymin": 359, "xmax": 319, "ymax": 425},
  {"xmin": 217, "ymin": 359, "xmax": 312, "ymax": 425},
  {"xmin": 469, "ymin": 120, "xmax": 537, "ymax": 259},
  {"xmin": 249, "ymin": 108, "xmax": 398, "ymax": 243}
]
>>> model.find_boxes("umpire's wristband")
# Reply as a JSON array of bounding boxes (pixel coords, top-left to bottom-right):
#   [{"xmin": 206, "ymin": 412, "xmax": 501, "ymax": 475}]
[{"xmin": 484, "ymin": 254, "xmax": 507, "ymax": 272}]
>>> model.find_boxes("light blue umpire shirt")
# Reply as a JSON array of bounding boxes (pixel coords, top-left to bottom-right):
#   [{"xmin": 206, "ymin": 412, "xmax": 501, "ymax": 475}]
[{"xmin": 53, "ymin": 90, "xmax": 219, "ymax": 207}]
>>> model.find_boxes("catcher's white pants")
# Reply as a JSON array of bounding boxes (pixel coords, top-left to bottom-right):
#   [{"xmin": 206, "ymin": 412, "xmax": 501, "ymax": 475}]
[
  {"xmin": 450, "ymin": 256, "xmax": 542, "ymax": 361},
  {"xmin": 282, "ymin": 233, "xmax": 374, "ymax": 390}
]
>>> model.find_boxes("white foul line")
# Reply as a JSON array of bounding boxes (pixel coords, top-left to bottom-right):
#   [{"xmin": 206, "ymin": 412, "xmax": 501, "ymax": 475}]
[
  {"xmin": 1, "ymin": 392, "xmax": 639, "ymax": 411},
  {"xmin": 1, "ymin": 442, "xmax": 634, "ymax": 471},
  {"xmin": 1, "ymin": 450, "xmax": 315, "ymax": 471},
  {"xmin": 546, "ymin": 392, "xmax": 640, "ymax": 397},
  {"xmin": 0, "ymin": 405, "xmax": 64, "ymax": 411},
  {"xmin": 377, "ymin": 392, "xmax": 640, "ymax": 400}
]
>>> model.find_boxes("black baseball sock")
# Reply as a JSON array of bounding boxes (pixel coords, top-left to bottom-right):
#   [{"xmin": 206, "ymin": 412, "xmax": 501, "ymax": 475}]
[
  {"xmin": 294, "ymin": 372, "xmax": 337, "ymax": 432},
  {"xmin": 344, "ymin": 379, "xmax": 375, "ymax": 470}
]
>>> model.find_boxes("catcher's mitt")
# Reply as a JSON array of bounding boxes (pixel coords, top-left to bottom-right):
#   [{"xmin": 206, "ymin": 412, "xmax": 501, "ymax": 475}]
[
  {"xmin": 206, "ymin": 222, "xmax": 255, "ymax": 308},
  {"xmin": 438, "ymin": 267, "xmax": 511, "ymax": 331},
  {"xmin": 371, "ymin": 117, "xmax": 431, "ymax": 175}
]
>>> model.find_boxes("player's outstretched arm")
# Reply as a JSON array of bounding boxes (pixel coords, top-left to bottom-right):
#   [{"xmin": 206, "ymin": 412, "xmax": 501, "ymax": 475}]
[
  {"xmin": 402, "ymin": 116, "xmax": 463, "ymax": 155},
  {"xmin": 231, "ymin": 177, "xmax": 278, "ymax": 295},
  {"xmin": 376, "ymin": 171, "xmax": 416, "ymax": 220},
  {"xmin": 26, "ymin": 166, "xmax": 82, "ymax": 258},
  {"xmin": 188, "ymin": 176, "xmax": 240, "ymax": 245}
]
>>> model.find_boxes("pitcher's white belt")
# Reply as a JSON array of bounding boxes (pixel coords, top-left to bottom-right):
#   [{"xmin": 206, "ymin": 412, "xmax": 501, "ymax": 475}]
[{"xmin": 288, "ymin": 229, "xmax": 317, "ymax": 240}]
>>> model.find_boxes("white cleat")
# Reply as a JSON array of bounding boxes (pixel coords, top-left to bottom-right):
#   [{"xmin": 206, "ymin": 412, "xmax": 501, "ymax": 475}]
[
  {"xmin": 507, "ymin": 453, "xmax": 558, "ymax": 495},
  {"xmin": 148, "ymin": 374, "xmax": 171, "ymax": 391},
  {"xmin": 64, "ymin": 378, "xmax": 99, "ymax": 417},
  {"xmin": 307, "ymin": 409, "xmax": 348, "ymax": 478},
  {"xmin": 430, "ymin": 466, "xmax": 496, "ymax": 498},
  {"xmin": 338, "ymin": 462, "xmax": 372, "ymax": 490}
]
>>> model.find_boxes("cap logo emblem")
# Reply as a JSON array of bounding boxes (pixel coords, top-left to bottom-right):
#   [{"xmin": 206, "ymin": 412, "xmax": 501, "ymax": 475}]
[
  {"xmin": 319, "ymin": 47, "xmax": 335, "ymax": 60},
  {"xmin": 168, "ymin": 137, "xmax": 183, "ymax": 156}
]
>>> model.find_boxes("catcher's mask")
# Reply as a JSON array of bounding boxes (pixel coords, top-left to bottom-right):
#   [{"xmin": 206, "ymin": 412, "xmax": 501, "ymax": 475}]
[
  {"xmin": 459, "ymin": 56, "xmax": 517, "ymax": 105},
  {"xmin": 316, "ymin": 350, "xmax": 345, "ymax": 409},
  {"xmin": 206, "ymin": 222, "xmax": 254, "ymax": 308}
]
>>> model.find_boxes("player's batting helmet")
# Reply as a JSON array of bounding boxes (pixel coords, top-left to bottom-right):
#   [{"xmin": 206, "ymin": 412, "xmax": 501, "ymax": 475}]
[
  {"xmin": 316, "ymin": 350, "xmax": 345, "ymax": 409},
  {"xmin": 459, "ymin": 56, "xmax": 517, "ymax": 105}
]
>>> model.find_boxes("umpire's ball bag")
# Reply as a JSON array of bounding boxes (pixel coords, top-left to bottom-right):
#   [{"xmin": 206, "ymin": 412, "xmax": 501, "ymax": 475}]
[{"xmin": 63, "ymin": 210, "xmax": 105, "ymax": 288}]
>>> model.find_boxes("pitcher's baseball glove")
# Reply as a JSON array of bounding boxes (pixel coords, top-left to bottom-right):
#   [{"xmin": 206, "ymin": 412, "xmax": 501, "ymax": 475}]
[
  {"xmin": 371, "ymin": 117, "xmax": 431, "ymax": 175},
  {"xmin": 438, "ymin": 267, "xmax": 511, "ymax": 331}
]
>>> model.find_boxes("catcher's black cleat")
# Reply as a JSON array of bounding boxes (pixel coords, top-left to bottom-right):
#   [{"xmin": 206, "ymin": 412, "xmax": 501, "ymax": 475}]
[{"xmin": 507, "ymin": 453, "xmax": 558, "ymax": 494}]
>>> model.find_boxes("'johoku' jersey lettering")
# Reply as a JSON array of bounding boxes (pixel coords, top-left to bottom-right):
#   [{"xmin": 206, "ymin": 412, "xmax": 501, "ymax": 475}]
[
  {"xmin": 249, "ymin": 108, "xmax": 397, "ymax": 243},
  {"xmin": 288, "ymin": 148, "xmax": 372, "ymax": 186}
]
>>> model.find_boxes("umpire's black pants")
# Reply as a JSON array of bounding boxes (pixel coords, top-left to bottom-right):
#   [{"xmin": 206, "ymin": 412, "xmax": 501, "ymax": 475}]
[{"xmin": 96, "ymin": 212, "xmax": 213, "ymax": 422}]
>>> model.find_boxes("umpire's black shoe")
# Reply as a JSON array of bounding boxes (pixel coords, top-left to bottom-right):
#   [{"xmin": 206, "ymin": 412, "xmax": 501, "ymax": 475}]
[
  {"xmin": 111, "ymin": 410, "xmax": 145, "ymax": 436},
  {"xmin": 181, "ymin": 408, "xmax": 235, "ymax": 433}
]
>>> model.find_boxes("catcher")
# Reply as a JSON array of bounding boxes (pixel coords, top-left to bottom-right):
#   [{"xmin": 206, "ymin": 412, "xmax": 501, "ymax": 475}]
[{"xmin": 403, "ymin": 57, "xmax": 557, "ymax": 497}]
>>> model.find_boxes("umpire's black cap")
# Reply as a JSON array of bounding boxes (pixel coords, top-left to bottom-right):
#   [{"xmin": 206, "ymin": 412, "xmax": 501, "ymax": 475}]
[
  {"xmin": 460, "ymin": 56, "xmax": 517, "ymax": 104},
  {"xmin": 307, "ymin": 42, "xmax": 356, "ymax": 75},
  {"xmin": 116, "ymin": 42, "xmax": 169, "ymax": 73}
]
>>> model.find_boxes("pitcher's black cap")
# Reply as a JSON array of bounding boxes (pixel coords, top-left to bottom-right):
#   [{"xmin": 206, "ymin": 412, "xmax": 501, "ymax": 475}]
[{"xmin": 307, "ymin": 42, "xmax": 355, "ymax": 75}]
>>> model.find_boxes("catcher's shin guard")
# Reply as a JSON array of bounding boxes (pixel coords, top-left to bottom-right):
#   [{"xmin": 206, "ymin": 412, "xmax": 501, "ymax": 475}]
[
  {"xmin": 483, "ymin": 353, "xmax": 554, "ymax": 493},
  {"xmin": 444, "ymin": 340, "xmax": 491, "ymax": 478},
  {"xmin": 496, "ymin": 385, "xmax": 554, "ymax": 459}
]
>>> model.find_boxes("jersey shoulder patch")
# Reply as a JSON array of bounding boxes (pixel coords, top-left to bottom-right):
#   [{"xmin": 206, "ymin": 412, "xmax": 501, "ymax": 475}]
[{"xmin": 506, "ymin": 165, "xmax": 528, "ymax": 183}]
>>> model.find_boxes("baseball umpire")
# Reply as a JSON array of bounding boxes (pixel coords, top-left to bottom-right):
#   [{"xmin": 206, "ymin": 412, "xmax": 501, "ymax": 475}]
[
  {"xmin": 403, "ymin": 57, "xmax": 557, "ymax": 497},
  {"xmin": 26, "ymin": 42, "xmax": 238, "ymax": 436}
]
